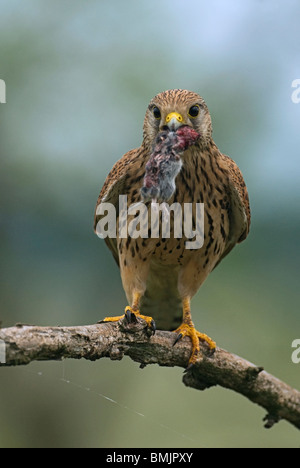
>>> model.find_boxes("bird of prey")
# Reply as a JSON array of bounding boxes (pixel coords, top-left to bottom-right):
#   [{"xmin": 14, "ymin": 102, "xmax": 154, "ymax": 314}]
[{"xmin": 94, "ymin": 89, "xmax": 251, "ymax": 367}]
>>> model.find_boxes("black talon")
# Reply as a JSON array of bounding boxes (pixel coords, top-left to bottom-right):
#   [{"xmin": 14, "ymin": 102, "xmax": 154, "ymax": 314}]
[
  {"xmin": 183, "ymin": 362, "xmax": 195, "ymax": 373},
  {"xmin": 173, "ymin": 333, "xmax": 183, "ymax": 346},
  {"xmin": 125, "ymin": 309, "xmax": 136, "ymax": 323},
  {"xmin": 207, "ymin": 347, "xmax": 216, "ymax": 357},
  {"xmin": 150, "ymin": 319, "xmax": 156, "ymax": 334},
  {"xmin": 125, "ymin": 309, "xmax": 131, "ymax": 322}
]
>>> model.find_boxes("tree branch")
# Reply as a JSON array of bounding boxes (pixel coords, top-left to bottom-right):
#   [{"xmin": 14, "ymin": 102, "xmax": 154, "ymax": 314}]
[{"xmin": 1, "ymin": 318, "xmax": 299, "ymax": 430}]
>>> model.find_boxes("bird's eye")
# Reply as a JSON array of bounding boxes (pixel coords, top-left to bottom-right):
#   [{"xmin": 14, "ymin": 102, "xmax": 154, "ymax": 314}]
[
  {"xmin": 188, "ymin": 105, "xmax": 200, "ymax": 118},
  {"xmin": 152, "ymin": 106, "xmax": 161, "ymax": 120}
]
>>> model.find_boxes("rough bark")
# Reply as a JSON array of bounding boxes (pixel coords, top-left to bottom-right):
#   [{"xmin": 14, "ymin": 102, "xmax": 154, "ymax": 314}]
[{"xmin": 1, "ymin": 317, "xmax": 299, "ymax": 430}]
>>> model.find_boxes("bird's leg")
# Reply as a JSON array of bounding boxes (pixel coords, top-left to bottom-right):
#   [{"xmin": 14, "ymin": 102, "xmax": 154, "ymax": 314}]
[
  {"xmin": 125, "ymin": 292, "xmax": 156, "ymax": 332},
  {"xmin": 173, "ymin": 297, "xmax": 216, "ymax": 367},
  {"xmin": 102, "ymin": 292, "xmax": 156, "ymax": 333}
]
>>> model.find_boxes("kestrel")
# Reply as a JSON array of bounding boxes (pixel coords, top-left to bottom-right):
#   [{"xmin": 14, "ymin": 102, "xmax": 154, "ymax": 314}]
[{"xmin": 94, "ymin": 89, "xmax": 250, "ymax": 367}]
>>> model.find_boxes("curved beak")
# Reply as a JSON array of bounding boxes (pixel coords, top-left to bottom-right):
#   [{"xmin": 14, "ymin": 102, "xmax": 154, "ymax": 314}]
[{"xmin": 165, "ymin": 112, "xmax": 184, "ymax": 130}]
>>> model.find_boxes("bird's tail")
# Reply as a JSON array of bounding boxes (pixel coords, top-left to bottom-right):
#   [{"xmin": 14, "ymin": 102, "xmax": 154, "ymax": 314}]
[{"xmin": 140, "ymin": 262, "xmax": 182, "ymax": 331}]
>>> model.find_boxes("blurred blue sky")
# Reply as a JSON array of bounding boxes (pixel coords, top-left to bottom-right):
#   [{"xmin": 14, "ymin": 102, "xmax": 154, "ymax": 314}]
[
  {"xmin": 1, "ymin": 0, "xmax": 300, "ymax": 218},
  {"xmin": 1, "ymin": 0, "xmax": 300, "ymax": 448}
]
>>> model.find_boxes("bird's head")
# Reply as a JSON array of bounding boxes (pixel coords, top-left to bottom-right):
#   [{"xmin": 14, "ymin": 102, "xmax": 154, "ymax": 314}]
[{"xmin": 143, "ymin": 89, "xmax": 212, "ymax": 150}]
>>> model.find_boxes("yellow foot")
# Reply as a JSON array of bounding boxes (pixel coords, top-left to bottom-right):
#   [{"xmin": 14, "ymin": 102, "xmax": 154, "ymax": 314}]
[
  {"xmin": 173, "ymin": 323, "xmax": 216, "ymax": 367},
  {"xmin": 102, "ymin": 307, "xmax": 156, "ymax": 334}
]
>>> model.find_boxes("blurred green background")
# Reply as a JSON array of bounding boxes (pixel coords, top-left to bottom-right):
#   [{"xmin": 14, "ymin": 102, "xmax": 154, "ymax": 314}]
[{"xmin": 1, "ymin": 0, "xmax": 300, "ymax": 448}]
